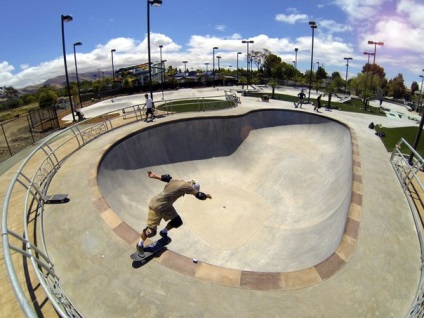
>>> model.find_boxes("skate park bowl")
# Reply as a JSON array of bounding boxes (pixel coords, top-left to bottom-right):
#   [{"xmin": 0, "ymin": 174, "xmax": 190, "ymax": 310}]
[{"xmin": 98, "ymin": 109, "xmax": 354, "ymax": 272}]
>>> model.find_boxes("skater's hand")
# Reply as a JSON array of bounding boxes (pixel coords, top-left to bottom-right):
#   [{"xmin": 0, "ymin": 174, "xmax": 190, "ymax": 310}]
[{"xmin": 147, "ymin": 171, "xmax": 155, "ymax": 178}]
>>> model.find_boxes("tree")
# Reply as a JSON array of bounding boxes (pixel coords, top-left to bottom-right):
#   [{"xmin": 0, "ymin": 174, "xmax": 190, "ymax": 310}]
[
  {"xmin": 411, "ymin": 81, "xmax": 419, "ymax": 94},
  {"xmin": 268, "ymin": 79, "xmax": 278, "ymax": 99},
  {"xmin": 387, "ymin": 73, "xmax": 406, "ymax": 99},
  {"xmin": 38, "ymin": 90, "xmax": 58, "ymax": 108},
  {"xmin": 3, "ymin": 86, "xmax": 19, "ymax": 98},
  {"xmin": 262, "ymin": 53, "xmax": 281, "ymax": 78},
  {"xmin": 316, "ymin": 66, "xmax": 327, "ymax": 81}
]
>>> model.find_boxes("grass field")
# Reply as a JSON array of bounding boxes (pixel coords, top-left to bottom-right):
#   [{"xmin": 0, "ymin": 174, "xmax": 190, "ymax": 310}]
[{"xmin": 375, "ymin": 125, "xmax": 424, "ymax": 157}]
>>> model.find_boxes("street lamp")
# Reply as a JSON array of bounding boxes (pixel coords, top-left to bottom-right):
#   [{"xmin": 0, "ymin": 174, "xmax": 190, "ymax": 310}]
[
  {"xmin": 182, "ymin": 61, "xmax": 188, "ymax": 73},
  {"xmin": 368, "ymin": 40, "xmax": 384, "ymax": 93},
  {"xmin": 344, "ymin": 57, "xmax": 352, "ymax": 94},
  {"xmin": 408, "ymin": 72, "xmax": 424, "ymax": 164},
  {"xmin": 237, "ymin": 52, "xmax": 242, "ymax": 82},
  {"xmin": 242, "ymin": 40, "xmax": 254, "ymax": 86},
  {"xmin": 212, "ymin": 46, "xmax": 218, "ymax": 87},
  {"xmin": 159, "ymin": 45, "xmax": 164, "ymax": 99},
  {"xmin": 308, "ymin": 21, "xmax": 317, "ymax": 103},
  {"xmin": 160, "ymin": 59, "xmax": 167, "ymax": 99},
  {"xmin": 294, "ymin": 48, "xmax": 298, "ymax": 86},
  {"xmin": 61, "ymin": 14, "xmax": 76, "ymax": 122},
  {"xmin": 419, "ymin": 74, "xmax": 424, "ymax": 110},
  {"xmin": 111, "ymin": 49, "xmax": 116, "ymax": 82},
  {"xmin": 294, "ymin": 48, "xmax": 298, "ymax": 69},
  {"xmin": 363, "ymin": 52, "xmax": 374, "ymax": 94},
  {"xmin": 147, "ymin": 0, "xmax": 162, "ymax": 99},
  {"xmin": 73, "ymin": 42, "xmax": 83, "ymax": 108}
]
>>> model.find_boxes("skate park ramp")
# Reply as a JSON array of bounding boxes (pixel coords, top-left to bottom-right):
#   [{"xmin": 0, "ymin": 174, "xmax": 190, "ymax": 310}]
[{"xmin": 98, "ymin": 109, "xmax": 353, "ymax": 272}]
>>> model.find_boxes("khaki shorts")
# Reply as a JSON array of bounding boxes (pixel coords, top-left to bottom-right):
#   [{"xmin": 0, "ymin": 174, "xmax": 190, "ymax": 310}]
[{"xmin": 147, "ymin": 206, "xmax": 178, "ymax": 228}]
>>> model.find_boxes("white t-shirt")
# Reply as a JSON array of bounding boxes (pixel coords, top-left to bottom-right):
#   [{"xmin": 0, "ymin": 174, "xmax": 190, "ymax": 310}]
[{"xmin": 145, "ymin": 98, "xmax": 153, "ymax": 109}]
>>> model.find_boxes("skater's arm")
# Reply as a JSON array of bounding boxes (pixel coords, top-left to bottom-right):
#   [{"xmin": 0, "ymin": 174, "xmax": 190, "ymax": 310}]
[{"xmin": 147, "ymin": 171, "xmax": 172, "ymax": 182}]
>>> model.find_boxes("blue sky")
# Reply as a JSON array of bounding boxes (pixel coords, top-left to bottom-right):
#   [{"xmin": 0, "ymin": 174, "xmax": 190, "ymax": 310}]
[{"xmin": 1, "ymin": 0, "xmax": 424, "ymax": 89}]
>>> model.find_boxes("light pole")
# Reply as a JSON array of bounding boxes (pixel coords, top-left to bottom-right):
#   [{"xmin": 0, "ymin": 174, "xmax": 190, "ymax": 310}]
[
  {"xmin": 294, "ymin": 48, "xmax": 298, "ymax": 69},
  {"xmin": 408, "ymin": 72, "xmax": 424, "ymax": 164},
  {"xmin": 61, "ymin": 14, "xmax": 76, "ymax": 122},
  {"xmin": 294, "ymin": 48, "xmax": 298, "ymax": 86},
  {"xmin": 73, "ymin": 42, "xmax": 83, "ymax": 108},
  {"xmin": 237, "ymin": 52, "xmax": 242, "ymax": 83},
  {"xmin": 363, "ymin": 52, "xmax": 374, "ymax": 95},
  {"xmin": 182, "ymin": 61, "xmax": 188, "ymax": 73},
  {"xmin": 308, "ymin": 21, "xmax": 317, "ymax": 103},
  {"xmin": 368, "ymin": 40, "xmax": 384, "ymax": 93},
  {"xmin": 111, "ymin": 49, "xmax": 116, "ymax": 82},
  {"xmin": 147, "ymin": 0, "xmax": 162, "ymax": 99},
  {"xmin": 160, "ymin": 59, "xmax": 167, "ymax": 99},
  {"xmin": 159, "ymin": 45, "xmax": 164, "ymax": 98},
  {"xmin": 344, "ymin": 57, "xmax": 352, "ymax": 94},
  {"xmin": 419, "ymin": 73, "xmax": 424, "ymax": 111},
  {"xmin": 242, "ymin": 40, "xmax": 254, "ymax": 86},
  {"xmin": 212, "ymin": 47, "xmax": 218, "ymax": 87}
]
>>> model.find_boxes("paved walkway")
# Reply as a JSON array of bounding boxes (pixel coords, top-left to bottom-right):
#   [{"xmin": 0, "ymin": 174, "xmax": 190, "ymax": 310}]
[{"xmin": 1, "ymin": 87, "xmax": 422, "ymax": 317}]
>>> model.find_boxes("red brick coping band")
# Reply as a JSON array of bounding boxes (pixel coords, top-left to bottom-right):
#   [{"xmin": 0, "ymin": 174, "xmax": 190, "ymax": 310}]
[{"xmin": 88, "ymin": 128, "xmax": 362, "ymax": 291}]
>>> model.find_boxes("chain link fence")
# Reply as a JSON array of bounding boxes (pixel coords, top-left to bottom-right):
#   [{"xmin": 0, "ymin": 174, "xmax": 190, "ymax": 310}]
[{"xmin": 0, "ymin": 109, "xmax": 59, "ymax": 163}]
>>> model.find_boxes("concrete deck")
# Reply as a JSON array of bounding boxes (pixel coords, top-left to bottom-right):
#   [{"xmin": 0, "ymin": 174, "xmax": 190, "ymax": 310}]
[{"xmin": 1, "ymin": 87, "xmax": 422, "ymax": 317}]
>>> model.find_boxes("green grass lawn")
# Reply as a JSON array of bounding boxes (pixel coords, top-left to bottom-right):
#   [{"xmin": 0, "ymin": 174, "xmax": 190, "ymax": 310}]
[
  {"xmin": 374, "ymin": 125, "xmax": 424, "ymax": 157},
  {"xmin": 246, "ymin": 91, "xmax": 386, "ymax": 116}
]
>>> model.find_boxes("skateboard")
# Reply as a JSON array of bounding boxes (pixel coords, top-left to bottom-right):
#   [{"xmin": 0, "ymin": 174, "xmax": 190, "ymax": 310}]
[
  {"xmin": 43, "ymin": 193, "xmax": 69, "ymax": 204},
  {"xmin": 130, "ymin": 237, "xmax": 171, "ymax": 264}
]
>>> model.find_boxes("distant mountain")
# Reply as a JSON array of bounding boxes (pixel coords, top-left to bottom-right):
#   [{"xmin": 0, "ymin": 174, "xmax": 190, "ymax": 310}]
[{"xmin": 20, "ymin": 71, "xmax": 113, "ymax": 94}]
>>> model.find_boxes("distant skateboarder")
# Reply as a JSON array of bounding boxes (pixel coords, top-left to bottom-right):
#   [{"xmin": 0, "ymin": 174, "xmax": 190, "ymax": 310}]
[
  {"xmin": 143, "ymin": 93, "xmax": 155, "ymax": 122},
  {"xmin": 136, "ymin": 171, "xmax": 212, "ymax": 258},
  {"xmin": 295, "ymin": 90, "xmax": 306, "ymax": 108}
]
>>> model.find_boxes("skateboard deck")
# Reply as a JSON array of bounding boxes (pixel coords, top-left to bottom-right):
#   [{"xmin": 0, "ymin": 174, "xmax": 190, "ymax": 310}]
[
  {"xmin": 43, "ymin": 194, "xmax": 69, "ymax": 204},
  {"xmin": 130, "ymin": 237, "xmax": 171, "ymax": 264}
]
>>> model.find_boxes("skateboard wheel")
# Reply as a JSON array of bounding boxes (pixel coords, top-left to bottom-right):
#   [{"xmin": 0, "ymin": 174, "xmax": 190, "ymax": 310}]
[{"xmin": 192, "ymin": 259, "xmax": 198, "ymax": 264}]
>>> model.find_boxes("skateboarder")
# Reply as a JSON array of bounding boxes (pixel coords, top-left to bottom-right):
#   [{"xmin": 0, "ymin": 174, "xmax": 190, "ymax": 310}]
[
  {"xmin": 295, "ymin": 90, "xmax": 306, "ymax": 108},
  {"xmin": 143, "ymin": 93, "xmax": 155, "ymax": 122},
  {"xmin": 314, "ymin": 94, "xmax": 322, "ymax": 112},
  {"xmin": 136, "ymin": 171, "xmax": 212, "ymax": 257}
]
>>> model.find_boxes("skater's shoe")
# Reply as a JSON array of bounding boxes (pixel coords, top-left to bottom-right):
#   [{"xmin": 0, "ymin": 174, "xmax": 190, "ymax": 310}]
[
  {"xmin": 159, "ymin": 230, "xmax": 171, "ymax": 244},
  {"xmin": 136, "ymin": 243, "xmax": 145, "ymax": 258}
]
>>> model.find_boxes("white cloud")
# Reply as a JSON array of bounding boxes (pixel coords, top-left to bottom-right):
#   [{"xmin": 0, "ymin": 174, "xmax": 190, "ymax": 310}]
[
  {"xmin": 318, "ymin": 19, "xmax": 353, "ymax": 33},
  {"xmin": 333, "ymin": 0, "xmax": 386, "ymax": 20},
  {"xmin": 397, "ymin": 0, "xmax": 424, "ymax": 27},
  {"xmin": 275, "ymin": 13, "xmax": 309, "ymax": 24},
  {"xmin": 215, "ymin": 25, "xmax": 226, "ymax": 32}
]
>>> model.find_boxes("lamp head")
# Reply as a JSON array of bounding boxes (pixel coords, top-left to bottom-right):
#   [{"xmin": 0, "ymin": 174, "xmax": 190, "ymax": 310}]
[
  {"xmin": 74, "ymin": 42, "xmax": 82, "ymax": 46},
  {"xmin": 111, "ymin": 49, "xmax": 116, "ymax": 53},
  {"xmin": 150, "ymin": 0, "xmax": 162, "ymax": 7},
  {"xmin": 62, "ymin": 15, "xmax": 73, "ymax": 22},
  {"xmin": 295, "ymin": 48, "xmax": 298, "ymax": 52}
]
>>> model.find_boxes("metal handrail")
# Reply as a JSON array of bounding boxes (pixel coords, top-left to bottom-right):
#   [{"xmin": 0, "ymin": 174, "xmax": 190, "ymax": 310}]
[
  {"xmin": 389, "ymin": 138, "xmax": 424, "ymax": 317},
  {"xmin": 1, "ymin": 94, "xmax": 237, "ymax": 317}
]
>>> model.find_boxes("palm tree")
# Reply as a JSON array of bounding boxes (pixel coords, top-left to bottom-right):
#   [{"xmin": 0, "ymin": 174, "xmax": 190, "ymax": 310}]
[{"xmin": 268, "ymin": 79, "xmax": 278, "ymax": 99}]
